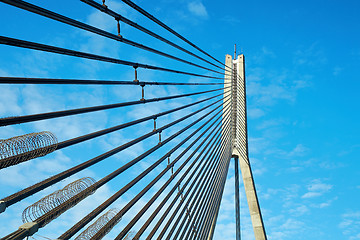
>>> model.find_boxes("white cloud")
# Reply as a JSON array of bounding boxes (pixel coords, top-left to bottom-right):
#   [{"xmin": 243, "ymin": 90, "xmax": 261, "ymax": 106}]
[
  {"xmin": 301, "ymin": 191, "xmax": 322, "ymax": 199},
  {"xmin": 301, "ymin": 179, "xmax": 333, "ymax": 199},
  {"xmin": 248, "ymin": 108, "xmax": 265, "ymax": 119},
  {"xmin": 288, "ymin": 144, "xmax": 309, "ymax": 157},
  {"xmin": 187, "ymin": 1, "xmax": 208, "ymax": 18},
  {"xmin": 339, "ymin": 211, "xmax": 360, "ymax": 239},
  {"xmin": 289, "ymin": 205, "xmax": 309, "ymax": 216}
]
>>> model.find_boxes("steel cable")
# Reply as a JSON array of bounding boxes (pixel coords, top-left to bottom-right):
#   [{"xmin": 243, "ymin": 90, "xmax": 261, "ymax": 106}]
[
  {"xmin": 190, "ymin": 143, "xmax": 231, "ymax": 240},
  {"xmin": 114, "ymin": 103, "xmax": 232, "ymax": 240},
  {"xmin": 81, "ymin": 0, "xmax": 227, "ymax": 73},
  {"xmin": 0, "ymin": 77, "xmax": 228, "ymax": 86},
  {"xmin": 0, "ymin": 86, "xmax": 227, "ymax": 126},
  {"xmin": 0, "ymin": 0, "xmax": 226, "ymax": 76},
  {"xmin": 153, "ymin": 120, "xmax": 231, "ymax": 239},
  {"xmin": 166, "ymin": 129, "xmax": 231, "ymax": 240},
  {"xmin": 1, "ymin": 93, "xmax": 228, "ymax": 211},
  {"xmin": 59, "ymin": 99, "xmax": 230, "ymax": 240},
  {"xmin": 199, "ymin": 150, "xmax": 231, "ymax": 240},
  {"xmin": 179, "ymin": 139, "xmax": 231, "ymax": 240},
  {"xmin": 0, "ymin": 36, "xmax": 223, "ymax": 80},
  {"xmin": 138, "ymin": 109, "xmax": 231, "ymax": 239},
  {"xmin": 118, "ymin": 0, "xmax": 230, "ymax": 70}
]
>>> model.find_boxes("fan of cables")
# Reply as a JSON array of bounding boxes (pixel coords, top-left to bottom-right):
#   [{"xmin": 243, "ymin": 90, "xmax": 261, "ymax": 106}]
[{"xmin": 0, "ymin": 131, "xmax": 58, "ymax": 169}]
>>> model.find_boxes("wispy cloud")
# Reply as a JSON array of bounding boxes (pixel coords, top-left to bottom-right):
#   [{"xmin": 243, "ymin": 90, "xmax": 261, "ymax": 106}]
[
  {"xmin": 187, "ymin": 1, "xmax": 208, "ymax": 18},
  {"xmin": 339, "ymin": 211, "xmax": 360, "ymax": 240},
  {"xmin": 247, "ymin": 108, "xmax": 265, "ymax": 119},
  {"xmin": 293, "ymin": 43, "xmax": 327, "ymax": 66},
  {"xmin": 301, "ymin": 179, "xmax": 333, "ymax": 199},
  {"xmin": 289, "ymin": 205, "xmax": 309, "ymax": 216}
]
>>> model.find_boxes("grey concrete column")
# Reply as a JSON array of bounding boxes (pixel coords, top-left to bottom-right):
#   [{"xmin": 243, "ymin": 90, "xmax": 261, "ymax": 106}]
[{"xmin": 233, "ymin": 54, "xmax": 267, "ymax": 240}]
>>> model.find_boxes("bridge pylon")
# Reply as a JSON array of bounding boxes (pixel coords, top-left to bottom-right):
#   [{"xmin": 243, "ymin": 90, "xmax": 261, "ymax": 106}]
[{"xmin": 223, "ymin": 53, "xmax": 267, "ymax": 240}]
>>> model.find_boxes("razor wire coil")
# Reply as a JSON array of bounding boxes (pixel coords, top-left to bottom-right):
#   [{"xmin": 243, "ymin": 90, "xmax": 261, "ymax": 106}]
[
  {"xmin": 22, "ymin": 177, "xmax": 96, "ymax": 224},
  {"xmin": 74, "ymin": 208, "xmax": 120, "ymax": 240},
  {"xmin": 0, "ymin": 131, "xmax": 58, "ymax": 169}
]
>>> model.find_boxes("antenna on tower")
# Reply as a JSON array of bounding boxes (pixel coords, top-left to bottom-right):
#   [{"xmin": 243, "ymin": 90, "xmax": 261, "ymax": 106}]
[{"xmin": 234, "ymin": 44, "xmax": 237, "ymax": 59}]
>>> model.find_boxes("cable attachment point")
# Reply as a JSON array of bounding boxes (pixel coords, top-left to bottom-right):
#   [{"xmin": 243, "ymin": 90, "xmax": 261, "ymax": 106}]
[
  {"xmin": 116, "ymin": 19, "xmax": 122, "ymax": 37},
  {"xmin": 158, "ymin": 130, "xmax": 162, "ymax": 145},
  {"xmin": 133, "ymin": 65, "xmax": 139, "ymax": 83},
  {"xmin": 153, "ymin": 117, "xmax": 157, "ymax": 132},
  {"xmin": 167, "ymin": 155, "xmax": 174, "ymax": 176},
  {"xmin": 140, "ymin": 82, "xmax": 145, "ymax": 101},
  {"xmin": 102, "ymin": 0, "xmax": 107, "ymax": 7}
]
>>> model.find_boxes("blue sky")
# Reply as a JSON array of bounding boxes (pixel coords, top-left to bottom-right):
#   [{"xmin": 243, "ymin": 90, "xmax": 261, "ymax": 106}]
[{"xmin": 0, "ymin": 0, "xmax": 359, "ymax": 240}]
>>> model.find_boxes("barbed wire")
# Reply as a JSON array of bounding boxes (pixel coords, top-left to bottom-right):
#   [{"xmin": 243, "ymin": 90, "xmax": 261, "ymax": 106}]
[
  {"xmin": 0, "ymin": 131, "xmax": 57, "ymax": 169},
  {"xmin": 74, "ymin": 208, "xmax": 120, "ymax": 240},
  {"xmin": 22, "ymin": 177, "xmax": 96, "ymax": 224}
]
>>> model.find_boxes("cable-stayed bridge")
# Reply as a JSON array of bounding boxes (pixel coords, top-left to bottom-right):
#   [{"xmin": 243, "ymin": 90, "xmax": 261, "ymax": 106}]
[{"xmin": 0, "ymin": 0, "xmax": 266, "ymax": 239}]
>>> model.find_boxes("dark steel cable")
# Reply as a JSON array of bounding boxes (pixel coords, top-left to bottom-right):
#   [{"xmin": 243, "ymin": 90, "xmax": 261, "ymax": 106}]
[
  {"xmin": 0, "ymin": 36, "xmax": 223, "ymax": 80},
  {"xmin": 199, "ymin": 154, "xmax": 231, "ymax": 240},
  {"xmin": 80, "ymin": 0, "xmax": 227, "ymax": 73},
  {"xmin": 193, "ymin": 149, "xmax": 230, "ymax": 240},
  {"xmin": 196, "ymin": 143, "xmax": 231, "ymax": 240},
  {"xmin": 202, "ymin": 152, "xmax": 231, "ymax": 240},
  {"xmin": 0, "ymin": 86, "xmax": 227, "ymax": 126},
  {"xmin": 56, "ymin": 92, "xmax": 226, "ymax": 150},
  {"xmin": 0, "ymin": 0, "xmax": 225, "ymax": 76},
  {"xmin": 115, "ymin": 105, "xmax": 231, "ymax": 240},
  {"xmin": 180, "ymin": 148, "xmax": 230, "ymax": 240},
  {"xmin": 111, "ymin": 113, "xmax": 226, "ymax": 240},
  {"xmin": 3, "ymin": 103, "xmax": 225, "ymax": 240},
  {"xmin": 170, "ymin": 139, "xmax": 230, "ymax": 240},
  {"xmin": 73, "ymin": 101, "xmax": 230, "ymax": 240},
  {"xmin": 170, "ymin": 130, "xmax": 231, "ymax": 240},
  {"xmin": 118, "ymin": 0, "xmax": 228, "ymax": 69},
  {"xmin": 177, "ymin": 118, "xmax": 232, "ymax": 240},
  {"xmin": 0, "ymin": 77, "xmax": 228, "ymax": 85},
  {"xmin": 155, "ymin": 121, "xmax": 231, "ymax": 240},
  {"xmin": 1, "ymin": 95, "xmax": 227, "ymax": 210},
  {"xmin": 159, "ymin": 119, "xmax": 231, "ymax": 240},
  {"xmin": 134, "ymin": 112, "xmax": 230, "ymax": 239},
  {"xmin": 141, "ymin": 114, "xmax": 231, "ymax": 239},
  {"xmin": 1, "ymin": 228, "xmax": 28, "ymax": 240},
  {"xmin": 161, "ymin": 111, "xmax": 231, "ymax": 239},
  {"xmin": 58, "ymin": 102, "xmax": 229, "ymax": 240}
]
